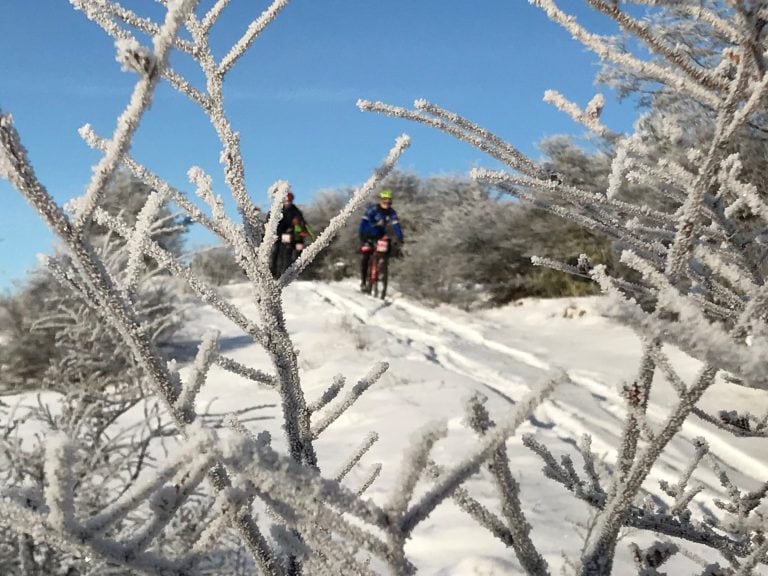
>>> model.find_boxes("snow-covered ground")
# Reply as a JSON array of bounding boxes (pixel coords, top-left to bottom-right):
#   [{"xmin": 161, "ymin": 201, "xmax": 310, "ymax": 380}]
[
  {"xmin": 173, "ymin": 279, "xmax": 768, "ymax": 574},
  {"xmin": 6, "ymin": 279, "xmax": 767, "ymax": 574}
]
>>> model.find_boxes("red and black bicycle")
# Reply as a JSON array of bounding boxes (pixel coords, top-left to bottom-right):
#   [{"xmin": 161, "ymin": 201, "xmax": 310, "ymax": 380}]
[{"xmin": 361, "ymin": 236, "xmax": 391, "ymax": 299}]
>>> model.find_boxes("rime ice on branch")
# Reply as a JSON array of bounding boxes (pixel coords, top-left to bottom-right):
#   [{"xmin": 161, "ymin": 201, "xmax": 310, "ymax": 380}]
[
  {"xmin": 0, "ymin": 1, "xmax": 561, "ymax": 575},
  {"xmin": 363, "ymin": 0, "xmax": 768, "ymax": 574}
]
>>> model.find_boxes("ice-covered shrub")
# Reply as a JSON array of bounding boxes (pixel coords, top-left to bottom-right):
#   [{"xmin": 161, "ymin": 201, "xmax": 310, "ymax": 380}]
[
  {"xmin": 5, "ymin": 0, "xmax": 768, "ymax": 575},
  {"xmin": 188, "ymin": 244, "xmax": 247, "ymax": 286},
  {"xmin": 362, "ymin": 0, "xmax": 768, "ymax": 573},
  {"xmin": 1, "ymin": 2, "xmax": 560, "ymax": 574}
]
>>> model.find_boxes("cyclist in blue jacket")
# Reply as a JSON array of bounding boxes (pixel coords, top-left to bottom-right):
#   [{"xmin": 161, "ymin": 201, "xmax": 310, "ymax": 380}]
[{"xmin": 359, "ymin": 189, "xmax": 404, "ymax": 291}]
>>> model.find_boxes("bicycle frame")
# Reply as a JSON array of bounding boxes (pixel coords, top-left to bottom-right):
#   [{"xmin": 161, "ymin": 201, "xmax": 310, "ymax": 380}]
[{"xmin": 365, "ymin": 236, "xmax": 390, "ymax": 299}]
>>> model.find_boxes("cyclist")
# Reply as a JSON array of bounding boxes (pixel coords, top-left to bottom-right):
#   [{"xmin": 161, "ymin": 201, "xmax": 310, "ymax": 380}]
[
  {"xmin": 359, "ymin": 189, "xmax": 404, "ymax": 292},
  {"xmin": 271, "ymin": 191, "xmax": 315, "ymax": 278}
]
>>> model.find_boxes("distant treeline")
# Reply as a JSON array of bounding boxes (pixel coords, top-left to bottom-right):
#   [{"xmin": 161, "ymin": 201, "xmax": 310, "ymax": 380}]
[{"xmin": 193, "ymin": 163, "xmax": 615, "ymax": 308}]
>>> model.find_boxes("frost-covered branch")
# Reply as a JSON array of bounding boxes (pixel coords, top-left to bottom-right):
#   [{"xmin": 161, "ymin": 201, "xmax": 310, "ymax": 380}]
[
  {"xmin": 359, "ymin": 100, "xmax": 541, "ymax": 177},
  {"xmin": 215, "ymin": 354, "xmax": 278, "ymax": 388},
  {"xmin": 466, "ymin": 394, "xmax": 551, "ymax": 575},
  {"xmin": 530, "ymin": 0, "xmax": 722, "ymax": 108},
  {"xmin": 585, "ymin": 0, "xmax": 729, "ymax": 93},
  {"xmin": 333, "ymin": 432, "xmax": 379, "ymax": 483},
  {"xmin": 218, "ymin": 0, "xmax": 291, "ymax": 75},
  {"xmin": 401, "ymin": 372, "xmax": 563, "ymax": 535},
  {"xmin": 307, "ymin": 375, "xmax": 345, "ymax": 414},
  {"xmin": 175, "ymin": 331, "xmax": 220, "ymax": 420},
  {"xmin": 71, "ymin": 0, "xmax": 198, "ymax": 231},
  {"xmin": 544, "ymin": 90, "xmax": 618, "ymax": 140},
  {"xmin": 311, "ymin": 363, "xmax": 389, "ymax": 439}
]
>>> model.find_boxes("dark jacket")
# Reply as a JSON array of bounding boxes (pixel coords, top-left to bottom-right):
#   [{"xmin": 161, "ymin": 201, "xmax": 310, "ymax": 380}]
[
  {"xmin": 278, "ymin": 204, "xmax": 306, "ymax": 235},
  {"xmin": 275, "ymin": 204, "xmax": 316, "ymax": 243}
]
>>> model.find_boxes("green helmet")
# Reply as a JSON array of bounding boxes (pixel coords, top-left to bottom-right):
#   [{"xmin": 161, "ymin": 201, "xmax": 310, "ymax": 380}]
[{"xmin": 379, "ymin": 189, "xmax": 393, "ymax": 200}]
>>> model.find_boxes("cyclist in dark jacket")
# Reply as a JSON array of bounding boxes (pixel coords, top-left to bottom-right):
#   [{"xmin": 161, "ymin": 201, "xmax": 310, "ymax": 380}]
[
  {"xmin": 271, "ymin": 191, "xmax": 315, "ymax": 278},
  {"xmin": 359, "ymin": 189, "xmax": 404, "ymax": 291}
]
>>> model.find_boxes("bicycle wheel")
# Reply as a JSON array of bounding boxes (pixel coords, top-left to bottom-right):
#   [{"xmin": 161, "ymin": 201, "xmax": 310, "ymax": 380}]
[
  {"xmin": 362, "ymin": 253, "xmax": 375, "ymax": 294},
  {"xmin": 370, "ymin": 254, "xmax": 380, "ymax": 297},
  {"xmin": 378, "ymin": 257, "xmax": 388, "ymax": 299}
]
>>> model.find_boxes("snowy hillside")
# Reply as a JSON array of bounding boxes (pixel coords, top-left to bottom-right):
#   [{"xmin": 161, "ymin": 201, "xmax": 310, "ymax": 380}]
[{"xmin": 163, "ymin": 279, "xmax": 767, "ymax": 575}]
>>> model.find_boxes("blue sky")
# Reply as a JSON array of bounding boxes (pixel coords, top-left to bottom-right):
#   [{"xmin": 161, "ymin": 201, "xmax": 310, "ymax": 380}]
[{"xmin": 0, "ymin": 1, "xmax": 635, "ymax": 289}]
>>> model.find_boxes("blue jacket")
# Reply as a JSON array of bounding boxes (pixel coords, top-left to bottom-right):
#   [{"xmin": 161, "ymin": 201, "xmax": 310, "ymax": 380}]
[{"xmin": 359, "ymin": 203, "xmax": 403, "ymax": 240}]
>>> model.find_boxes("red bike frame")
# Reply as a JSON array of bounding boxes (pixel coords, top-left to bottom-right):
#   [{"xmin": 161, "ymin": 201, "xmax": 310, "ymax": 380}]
[{"xmin": 365, "ymin": 236, "xmax": 390, "ymax": 298}]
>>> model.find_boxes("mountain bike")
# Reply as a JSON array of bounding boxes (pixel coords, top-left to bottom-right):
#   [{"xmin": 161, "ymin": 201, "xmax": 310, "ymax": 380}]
[{"xmin": 362, "ymin": 236, "xmax": 391, "ymax": 299}]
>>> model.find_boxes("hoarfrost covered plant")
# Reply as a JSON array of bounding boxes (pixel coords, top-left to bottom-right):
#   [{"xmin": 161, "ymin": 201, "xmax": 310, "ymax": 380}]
[
  {"xmin": 7, "ymin": 0, "xmax": 767, "ymax": 574},
  {"xmin": 363, "ymin": 0, "xmax": 768, "ymax": 574},
  {"xmin": 0, "ymin": 1, "xmax": 563, "ymax": 575}
]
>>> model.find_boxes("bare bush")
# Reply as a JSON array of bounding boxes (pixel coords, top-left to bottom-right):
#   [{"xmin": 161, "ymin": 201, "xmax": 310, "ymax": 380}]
[
  {"xmin": 0, "ymin": 2, "xmax": 560, "ymax": 575},
  {"xmin": 188, "ymin": 244, "xmax": 247, "ymax": 286},
  {"xmin": 4, "ymin": 1, "xmax": 767, "ymax": 575},
  {"xmin": 362, "ymin": 0, "xmax": 768, "ymax": 573}
]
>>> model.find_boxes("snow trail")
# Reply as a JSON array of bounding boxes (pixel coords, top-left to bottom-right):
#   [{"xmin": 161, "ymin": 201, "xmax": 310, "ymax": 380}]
[
  {"xmin": 299, "ymin": 281, "xmax": 768, "ymax": 495},
  {"xmin": 8, "ymin": 279, "xmax": 767, "ymax": 575}
]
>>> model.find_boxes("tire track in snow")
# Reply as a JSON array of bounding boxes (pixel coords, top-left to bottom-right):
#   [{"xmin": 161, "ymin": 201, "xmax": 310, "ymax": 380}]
[
  {"xmin": 382, "ymin": 294, "xmax": 768, "ymax": 483},
  {"xmin": 389, "ymin": 298, "xmax": 550, "ymax": 371},
  {"xmin": 569, "ymin": 371, "xmax": 768, "ymax": 482},
  {"xmin": 303, "ymin": 283, "xmax": 630, "ymax": 462},
  {"xmin": 305, "ymin": 283, "xmax": 531, "ymax": 400},
  {"xmin": 302, "ymin": 284, "xmax": 680, "ymax": 494},
  {"xmin": 301, "ymin": 282, "xmax": 768, "ymax": 490}
]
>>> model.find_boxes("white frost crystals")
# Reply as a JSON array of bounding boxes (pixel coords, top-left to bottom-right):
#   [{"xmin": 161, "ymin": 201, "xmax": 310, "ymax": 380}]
[
  {"xmin": 0, "ymin": 1, "xmax": 555, "ymax": 575},
  {"xmin": 0, "ymin": 113, "xmax": 17, "ymax": 182},
  {"xmin": 6, "ymin": 0, "xmax": 768, "ymax": 574},
  {"xmin": 543, "ymin": 90, "xmax": 614, "ymax": 139},
  {"xmin": 115, "ymin": 37, "xmax": 157, "ymax": 76},
  {"xmin": 363, "ymin": 0, "xmax": 768, "ymax": 575}
]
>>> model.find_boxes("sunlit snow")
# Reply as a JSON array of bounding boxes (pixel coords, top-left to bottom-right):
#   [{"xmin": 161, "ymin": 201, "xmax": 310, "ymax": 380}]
[{"xmin": 138, "ymin": 279, "xmax": 767, "ymax": 574}]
